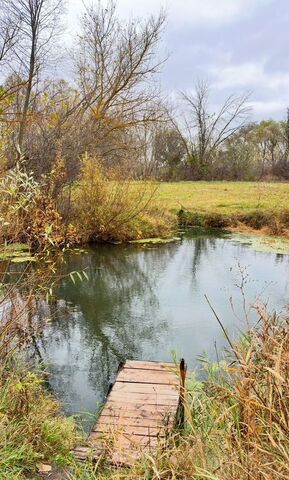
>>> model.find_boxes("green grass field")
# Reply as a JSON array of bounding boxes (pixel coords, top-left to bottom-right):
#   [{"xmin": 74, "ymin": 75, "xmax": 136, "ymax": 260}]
[
  {"xmin": 153, "ymin": 181, "xmax": 289, "ymax": 234},
  {"xmin": 155, "ymin": 181, "xmax": 289, "ymax": 215}
]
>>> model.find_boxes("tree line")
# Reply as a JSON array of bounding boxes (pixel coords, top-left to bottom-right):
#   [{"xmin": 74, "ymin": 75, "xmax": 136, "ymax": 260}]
[{"xmin": 0, "ymin": 0, "xmax": 288, "ymax": 183}]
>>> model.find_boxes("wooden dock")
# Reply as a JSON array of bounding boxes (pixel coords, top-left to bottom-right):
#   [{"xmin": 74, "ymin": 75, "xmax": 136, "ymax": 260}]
[{"xmin": 75, "ymin": 359, "xmax": 185, "ymax": 466}]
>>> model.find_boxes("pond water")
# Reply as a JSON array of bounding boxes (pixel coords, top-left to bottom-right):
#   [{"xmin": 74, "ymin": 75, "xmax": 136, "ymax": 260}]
[{"xmin": 4, "ymin": 230, "xmax": 289, "ymax": 430}]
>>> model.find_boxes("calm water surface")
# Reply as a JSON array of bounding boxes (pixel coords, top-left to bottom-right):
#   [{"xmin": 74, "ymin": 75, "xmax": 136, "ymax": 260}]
[{"xmin": 36, "ymin": 231, "xmax": 289, "ymax": 428}]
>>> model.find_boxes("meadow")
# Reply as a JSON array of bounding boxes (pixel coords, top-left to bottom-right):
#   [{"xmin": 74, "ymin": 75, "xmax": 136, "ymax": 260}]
[
  {"xmin": 156, "ymin": 181, "xmax": 289, "ymax": 214},
  {"xmin": 155, "ymin": 181, "xmax": 289, "ymax": 234}
]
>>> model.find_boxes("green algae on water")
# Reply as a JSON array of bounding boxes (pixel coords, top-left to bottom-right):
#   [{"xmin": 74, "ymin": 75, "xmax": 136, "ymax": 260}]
[
  {"xmin": 0, "ymin": 243, "xmax": 35, "ymax": 262},
  {"xmin": 129, "ymin": 237, "xmax": 181, "ymax": 245},
  {"xmin": 229, "ymin": 233, "xmax": 289, "ymax": 255}
]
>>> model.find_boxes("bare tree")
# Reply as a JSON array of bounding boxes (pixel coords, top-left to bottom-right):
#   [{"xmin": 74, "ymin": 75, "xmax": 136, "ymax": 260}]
[
  {"xmin": 2, "ymin": 0, "xmax": 65, "ymax": 160},
  {"xmin": 75, "ymin": 1, "xmax": 166, "ymax": 137},
  {"xmin": 175, "ymin": 81, "xmax": 250, "ymax": 178}
]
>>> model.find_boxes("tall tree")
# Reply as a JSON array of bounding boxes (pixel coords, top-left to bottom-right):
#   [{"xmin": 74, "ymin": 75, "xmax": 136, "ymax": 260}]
[
  {"xmin": 75, "ymin": 0, "xmax": 166, "ymax": 162},
  {"xmin": 283, "ymin": 108, "xmax": 289, "ymax": 154},
  {"xmin": 152, "ymin": 127, "xmax": 186, "ymax": 179},
  {"xmin": 253, "ymin": 120, "xmax": 282, "ymax": 176},
  {"xmin": 274, "ymin": 108, "xmax": 289, "ymax": 179}
]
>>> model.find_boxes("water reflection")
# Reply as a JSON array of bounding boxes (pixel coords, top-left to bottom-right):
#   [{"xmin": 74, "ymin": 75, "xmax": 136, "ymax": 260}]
[
  {"xmin": 3, "ymin": 233, "xmax": 289, "ymax": 430},
  {"xmin": 40, "ymin": 245, "xmax": 172, "ymax": 426}
]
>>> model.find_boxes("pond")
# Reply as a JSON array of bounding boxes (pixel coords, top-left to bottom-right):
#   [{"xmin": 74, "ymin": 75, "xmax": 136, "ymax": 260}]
[{"xmin": 4, "ymin": 230, "xmax": 289, "ymax": 430}]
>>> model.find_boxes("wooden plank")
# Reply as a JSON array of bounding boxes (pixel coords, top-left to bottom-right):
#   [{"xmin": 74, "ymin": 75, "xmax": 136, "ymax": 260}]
[
  {"xmin": 89, "ymin": 431, "xmax": 159, "ymax": 447},
  {"xmin": 124, "ymin": 360, "xmax": 176, "ymax": 371},
  {"xmin": 94, "ymin": 416, "xmax": 172, "ymax": 428},
  {"xmin": 107, "ymin": 392, "xmax": 178, "ymax": 405},
  {"xmin": 104, "ymin": 401, "xmax": 177, "ymax": 414},
  {"xmin": 98, "ymin": 411, "xmax": 175, "ymax": 429},
  {"xmin": 99, "ymin": 406, "xmax": 175, "ymax": 421},
  {"xmin": 116, "ymin": 368, "xmax": 178, "ymax": 385},
  {"xmin": 94, "ymin": 424, "xmax": 163, "ymax": 437},
  {"xmin": 99, "ymin": 409, "xmax": 174, "ymax": 423},
  {"xmin": 111, "ymin": 384, "xmax": 178, "ymax": 394},
  {"xmin": 74, "ymin": 445, "xmax": 107, "ymax": 462},
  {"xmin": 113, "ymin": 382, "xmax": 178, "ymax": 395}
]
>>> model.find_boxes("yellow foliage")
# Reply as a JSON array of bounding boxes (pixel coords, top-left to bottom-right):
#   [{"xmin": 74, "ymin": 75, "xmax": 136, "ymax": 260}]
[{"xmin": 72, "ymin": 154, "xmax": 173, "ymax": 242}]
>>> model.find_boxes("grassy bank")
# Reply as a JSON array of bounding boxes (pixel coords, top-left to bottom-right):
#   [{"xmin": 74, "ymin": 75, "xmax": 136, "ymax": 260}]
[
  {"xmin": 1, "ymin": 166, "xmax": 289, "ymax": 250},
  {"xmin": 0, "ymin": 362, "xmax": 78, "ymax": 480},
  {"xmin": 0, "ymin": 265, "xmax": 80, "ymax": 479},
  {"xmin": 155, "ymin": 181, "xmax": 289, "ymax": 235},
  {"xmin": 0, "ymin": 161, "xmax": 176, "ymax": 249}
]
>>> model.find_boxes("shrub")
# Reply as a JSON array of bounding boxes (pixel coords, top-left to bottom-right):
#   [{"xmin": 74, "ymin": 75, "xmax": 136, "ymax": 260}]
[
  {"xmin": 72, "ymin": 155, "xmax": 174, "ymax": 242},
  {"xmin": 178, "ymin": 209, "xmax": 231, "ymax": 229},
  {"xmin": 0, "ymin": 159, "xmax": 176, "ymax": 248},
  {"xmin": 203, "ymin": 212, "xmax": 231, "ymax": 228},
  {"xmin": 0, "ymin": 164, "xmax": 63, "ymax": 248}
]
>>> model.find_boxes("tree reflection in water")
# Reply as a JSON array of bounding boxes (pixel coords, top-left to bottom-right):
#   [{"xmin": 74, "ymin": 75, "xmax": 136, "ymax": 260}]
[{"xmin": 39, "ymin": 244, "xmax": 176, "ymax": 427}]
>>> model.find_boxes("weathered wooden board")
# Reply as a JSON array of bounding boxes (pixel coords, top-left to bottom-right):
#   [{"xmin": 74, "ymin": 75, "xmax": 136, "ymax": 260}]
[
  {"xmin": 95, "ymin": 416, "xmax": 171, "ymax": 428},
  {"xmin": 124, "ymin": 360, "xmax": 176, "ymax": 371},
  {"xmin": 82, "ymin": 360, "xmax": 181, "ymax": 466},
  {"xmin": 116, "ymin": 368, "xmax": 178, "ymax": 384},
  {"xmin": 112, "ymin": 382, "xmax": 178, "ymax": 395},
  {"xmin": 106, "ymin": 393, "xmax": 179, "ymax": 405},
  {"xmin": 100, "ymin": 403, "xmax": 175, "ymax": 415}
]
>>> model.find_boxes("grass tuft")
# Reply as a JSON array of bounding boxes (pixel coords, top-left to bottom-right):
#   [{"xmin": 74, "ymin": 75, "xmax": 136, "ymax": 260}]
[{"xmin": 0, "ymin": 362, "xmax": 79, "ymax": 479}]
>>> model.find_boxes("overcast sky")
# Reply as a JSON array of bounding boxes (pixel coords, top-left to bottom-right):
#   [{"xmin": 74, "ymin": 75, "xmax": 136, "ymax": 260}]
[{"xmin": 66, "ymin": 0, "xmax": 289, "ymax": 121}]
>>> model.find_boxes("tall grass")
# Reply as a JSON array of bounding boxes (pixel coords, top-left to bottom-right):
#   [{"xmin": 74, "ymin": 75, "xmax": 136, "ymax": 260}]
[{"xmin": 0, "ymin": 362, "xmax": 78, "ymax": 479}]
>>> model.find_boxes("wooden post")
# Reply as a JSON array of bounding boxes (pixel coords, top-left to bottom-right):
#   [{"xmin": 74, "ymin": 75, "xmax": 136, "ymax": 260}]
[{"xmin": 177, "ymin": 358, "xmax": 187, "ymax": 428}]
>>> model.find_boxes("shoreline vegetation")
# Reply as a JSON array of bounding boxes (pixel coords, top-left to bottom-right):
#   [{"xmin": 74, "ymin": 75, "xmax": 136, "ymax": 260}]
[
  {"xmin": 1, "ymin": 173, "xmax": 289, "ymax": 477},
  {"xmin": 1, "ymin": 165, "xmax": 289, "ymax": 256}
]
